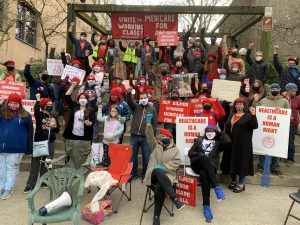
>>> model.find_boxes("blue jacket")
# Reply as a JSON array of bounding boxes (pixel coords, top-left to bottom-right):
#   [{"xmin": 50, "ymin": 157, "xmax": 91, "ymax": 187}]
[
  {"xmin": 0, "ymin": 113, "xmax": 33, "ymax": 154},
  {"xmin": 68, "ymin": 32, "xmax": 93, "ymax": 59},
  {"xmin": 24, "ymin": 64, "xmax": 55, "ymax": 101},
  {"xmin": 102, "ymin": 100, "xmax": 131, "ymax": 121}
]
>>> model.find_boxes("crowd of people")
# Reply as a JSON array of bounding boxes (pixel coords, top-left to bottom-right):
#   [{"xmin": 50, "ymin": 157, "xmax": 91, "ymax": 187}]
[{"xmin": 0, "ymin": 23, "xmax": 299, "ymax": 224}]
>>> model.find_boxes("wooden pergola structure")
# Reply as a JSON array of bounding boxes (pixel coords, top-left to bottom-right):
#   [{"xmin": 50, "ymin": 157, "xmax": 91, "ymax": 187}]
[{"xmin": 67, "ymin": 4, "xmax": 271, "ymax": 62}]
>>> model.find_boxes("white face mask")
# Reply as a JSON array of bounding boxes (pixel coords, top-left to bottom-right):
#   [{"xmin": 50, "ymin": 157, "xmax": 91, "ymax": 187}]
[
  {"xmin": 256, "ymin": 56, "xmax": 263, "ymax": 61},
  {"xmin": 79, "ymin": 98, "xmax": 88, "ymax": 106},
  {"xmin": 232, "ymin": 67, "xmax": 239, "ymax": 73},
  {"xmin": 87, "ymin": 80, "xmax": 96, "ymax": 86},
  {"xmin": 140, "ymin": 80, "xmax": 146, "ymax": 85},
  {"xmin": 80, "ymin": 36, "xmax": 86, "ymax": 41},
  {"xmin": 206, "ymin": 132, "xmax": 216, "ymax": 140},
  {"xmin": 176, "ymin": 61, "xmax": 182, "ymax": 68},
  {"xmin": 139, "ymin": 98, "xmax": 148, "ymax": 106},
  {"xmin": 93, "ymin": 66, "xmax": 101, "ymax": 73},
  {"xmin": 219, "ymin": 74, "xmax": 226, "ymax": 80}
]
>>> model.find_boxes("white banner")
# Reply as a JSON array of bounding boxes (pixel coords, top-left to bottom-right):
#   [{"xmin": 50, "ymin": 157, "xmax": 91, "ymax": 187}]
[
  {"xmin": 22, "ymin": 100, "xmax": 36, "ymax": 133},
  {"xmin": 47, "ymin": 59, "xmax": 64, "ymax": 76},
  {"xmin": 176, "ymin": 117, "xmax": 208, "ymax": 165},
  {"xmin": 61, "ymin": 65, "xmax": 85, "ymax": 85},
  {"xmin": 211, "ymin": 79, "xmax": 241, "ymax": 102},
  {"xmin": 253, "ymin": 106, "xmax": 291, "ymax": 158}
]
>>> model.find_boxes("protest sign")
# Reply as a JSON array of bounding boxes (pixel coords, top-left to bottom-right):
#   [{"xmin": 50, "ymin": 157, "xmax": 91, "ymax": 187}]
[
  {"xmin": 158, "ymin": 99, "xmax": 190, "ymax": 124},
  {"xmin": 171, "ymin": 73, "xmax": 195, "ymax": 97},
  {"xmin": 176, "ymin": 117, "xmax": 208, "ymax": 163},
  {"xmin": 188, "ymin": 97, "xmax": 225, "ymax": 118},
  {"xmin": 253, "ymin": 106, "xmax": 291, "ymax": 158},
  {"xmin": 61, "ymin": 65, "xmax": 85, "ymax": 85},
  {"xmin": 22, "ymin": 100, "xmax": 36, "ymax": 132},
  {"xmin": 0, "ymin": 81, "xmax": 26, "ymax": 99},
  {"xmin": 47, "ymin": 59, "xmax": 64, "ymax": 76},
  {"xmin": 157, "ymin": 31, "xmax": 178, "ymax": 46},
  {"xmin": 211, "ymin": 79, "xmax": 241, "ymax": 102},
  {"xmin": 176, "ymin": 175, "xmax": 197, "ymax": 207}
]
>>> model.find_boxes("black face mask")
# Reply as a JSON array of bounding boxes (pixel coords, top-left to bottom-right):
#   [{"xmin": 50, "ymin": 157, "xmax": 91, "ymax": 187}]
[
  {"xmin": 231, "ymin": 52, "xmax": 238, "ymax": 58},
  {"xmin": 271, "ymin": 90, "xmax": 280, "ymax": 96},
  {"xmin": 203, "ymin": 104, "xmax": 212, "ymax": 111},
  {"xmin": 7, "ymin": 66, "xmax": 14, "ymax": 71},
  {"xmin": 161, "ymin": 70, "xmax": 168, "ymax": 76},
  {"xmin": 145, "ymin": 39, "xmax": 150, "ymax": 44},
  {"xmin": 41, "ymin": 74, "xmax": 48, "ymax": 81},
  {"xmin": 211, "ymin": 38, "xmax": 216, "ymax": 44},
  {"xmin": 45, "ymin": 105, "xmax": 53, "ymax": 113},
  {"xmin": 201, "ymin": 88, "xmax": 208, "ymax": 93},
  {"xmin": 253, "ymin": 86, "xmax": 260, "ymax": 91}
]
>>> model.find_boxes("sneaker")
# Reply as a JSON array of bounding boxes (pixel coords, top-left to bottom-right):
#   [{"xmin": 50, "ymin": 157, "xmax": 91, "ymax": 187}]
[
  {"xmin": 233, "ymin": 185, "xmax": 245, "ymax": 193},
  {"xmin": 286, "ymin": 160, "xmax": 294, "ymax": 166},
  {"xmin": 173, "ymin": 198, "xmax": 185, "ymax": 210},
  {"xmin": 41, "ymin": 182, "xmax": 48, "ymax": 189},
  {"xmin": 153, "ymin": 216, "xmax": 160, "ymax": 225},
  {"xmin": 128, "ymin": 175, "xmax": 138, "ymax": 183},
  {"xmin": 228, "ymin": 182, "xmax": 237, "ymax": 190},
  {"xmin": 203, "ymin": 205, "xmax": 213, "ymax": 222},
  {"xmin": 23, "ymin": 186, "xmax": 32, "ymax": 194},
  {"xmin": 1, "ymin": 190, "xmax": 13, "ymax": 200},
  {"xmin": 214, "ymin": 185, "xmax": 225, "ymax": 200},
  {"xmin": 272, "ymin": 170, "xmax": 283, "ymax": 176}
]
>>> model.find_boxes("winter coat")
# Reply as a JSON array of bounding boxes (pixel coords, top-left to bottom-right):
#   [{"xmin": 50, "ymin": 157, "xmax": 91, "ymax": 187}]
[
  {"xmin": 24, "ymin": 64, "xmax": 55, "ymax": 101},
  {"xmin": 204, "ymin": 61, "xmax": 219, "ymax": 81},
  {"xmin": 0, "ymin": 66, "xmax": 22, "ymax": 82},
  {"xmin": 102, "ymin": 100, "xmax": 131, "ymax": 121},
  {"xmin": 137, "ymin": 44, "xmax": 156, "ymax": 65},
  {"xmin": 245, "ymin": 49, "xmax": 268, "ymax": 84},
  {"xmin": 286, "ymin": 95, "xmax": 300, "ymax": 126},
  {"xmin": 111, "ymin": 57, "xmax": 126, "ymax": 80},
  {"xmin": 225, "ymin": 113, "xmax": 258, "ymax": 176},
  {"xmin": 144, "ymin": 125, "xmax": 182, "ymax": 186},
  {"xmin": 68, "ymin": 32, "xmax": 93, "ymax": 59},
  {"xmin": 253, "ymin": 94, "xmax": 290, "ymax": 109}
]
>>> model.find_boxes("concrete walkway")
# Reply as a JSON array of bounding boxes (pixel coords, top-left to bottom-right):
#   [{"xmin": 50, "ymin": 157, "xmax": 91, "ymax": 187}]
[{"xmin": 0, "ymin": 171, "xmax": 299, "ymax": 225}]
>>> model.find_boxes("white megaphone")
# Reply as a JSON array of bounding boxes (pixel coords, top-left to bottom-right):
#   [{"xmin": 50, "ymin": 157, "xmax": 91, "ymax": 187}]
[{"xmin": 39, "ymin": 192, "xmax": 72, "ymax": 216}]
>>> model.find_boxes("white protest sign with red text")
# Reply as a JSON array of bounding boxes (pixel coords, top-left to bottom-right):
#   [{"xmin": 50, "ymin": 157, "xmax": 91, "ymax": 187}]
[
  {"xmin": 61, "ymin": 65, "xmax": 85, "ymax": 85},
  {"xmin": 253, "ymin": 106, "xmax": 291, "ymax": 158},
  {"xmin": 0, "ymin": 81, "xmax": 26, "ymax": 99},
  {"xmin": 176, "ymin": 117, "xmax": 208, "ymax": 163},
  {"xmin": 176, "ymin": 175, "xmax": 197, "ymax": 207},
  {"xmin": 157, "ymin": 31, "xmax": 178, "ymax": 46},
  {"xmin": 158, "ymin": 99, "xmax": 189, "ymax": 124},
  {"xmin": 47, "ymin": 59, "xmax": 64, "ymax": 76},
  {"xmin": 22, "ymin": 100, "xmax": 36, "ymax": 132}
]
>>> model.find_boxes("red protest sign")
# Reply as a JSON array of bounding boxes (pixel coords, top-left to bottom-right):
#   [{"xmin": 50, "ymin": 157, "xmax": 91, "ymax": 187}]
[
  {"xmin": 158, "ymin": 99, "xmax": 189, "ymax": 124},
  {"xmin": 188, "ymin": 97, "xmax": 225, "ymax": 119},
  {"xmin": 111, "ymin": 13, "xmax": 144, "ymax": 39},
  {"xmin": 176, "ymin": 174, "xmax": 197, "ymax": 207},
  {"xmin": 0, "ymin": 81, "xmax": 26, "ymax": 99},
  {"xmin": 157, "ymin": 31, "xmax": 178, "ymax": 46}
]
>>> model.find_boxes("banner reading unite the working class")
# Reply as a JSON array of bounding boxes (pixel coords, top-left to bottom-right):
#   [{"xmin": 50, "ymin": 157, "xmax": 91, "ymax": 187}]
[{"xmin": 158, "ymin": 99, "xmax": 189, "ymax": 124}]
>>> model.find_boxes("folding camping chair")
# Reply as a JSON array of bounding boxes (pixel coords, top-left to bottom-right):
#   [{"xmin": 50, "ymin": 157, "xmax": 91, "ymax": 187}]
[
  {"xmin": 93, "ymin": 143, "xmax": 133, "ymax": 213},
  {"xmin": 284, "ymin": 187, "xmax": 300, "ymax": 224}
]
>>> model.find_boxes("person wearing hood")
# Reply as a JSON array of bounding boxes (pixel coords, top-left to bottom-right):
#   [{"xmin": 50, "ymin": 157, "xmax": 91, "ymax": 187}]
[
  {"xmin": 120, "ymin": 41, "xmax": 139, "ymax": 78},
  {"xmin": 24, "ymin": 93, "xmax": 60, "ymax": 193},
  {"xmin": 0, "ymin": 60, "xmax": 22, "ymax": 82},
  {"xmin": 126, "ymin": 88, "xmax": 157, "ymax": 182},
  {"xmin": 24, "ymin": 57, "xmax": 54, "ymax": 101},
  {"xmin": 225, "ymin": 98, "xmax": 258, "ymax": 193},
  {"xmin": 246, "ymin": 43, "xmax": 268, "ymax": 84},
  {"xmin": 204, "ymin": 52, "xmax": 220, "ymax": 82},
  {"xmin": 144, "ymin": 121, "xmax": 184, "ymax": 225},
  {"xmin": 137, "ymin": 35, "xmax": 156, "ymax": 76},
  {"xmin": 198, "ymin": 98, "xmax": 225, "ymax": 126},
  {"xmin": 188, "ymin": 125, "xmax": 230, "ymax": 222},
  {"xmin": 273, "ymin": 45, "xmax": 300, "ymax": 91},
  {"xmin": 129, "ymin": 74, "xmax": 151, "ymax": 100},
  {"xmin": 254, "ymin": 83, "xmax": 290, "ymax": 176}
]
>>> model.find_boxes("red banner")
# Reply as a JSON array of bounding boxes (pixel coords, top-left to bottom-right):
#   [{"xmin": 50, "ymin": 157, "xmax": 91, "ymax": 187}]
[
  {"xmin": 158, "ymin": 99, "xmax": 189, "ymax": 124},
  {"xmin": 157, "ymin": 31, "xmax": 178, "ymax": 46},
  {"xmin": 111, "ymin": 13, "xmax": 178, "ymax": 40},
  {"xmin": 0, "ymin": 81, "xmax": 26, "ymax": 99},
  {"xmin": 176, "ymin": 175, "xmax": 197, "ymax": 207}
]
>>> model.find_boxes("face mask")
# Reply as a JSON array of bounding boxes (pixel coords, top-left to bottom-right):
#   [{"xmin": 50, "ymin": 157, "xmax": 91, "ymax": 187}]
[
  {"xmin": 211, "ymin": 38, "xmax": 216, "ymax": 44},
  {"xmin": 116, "ymin": 79, "xmax": 122, "ymax": 84},
  {"xmin": 87, "ymin": 80, "xmax": 96, "ymax": 86},
  {"xmin": 194, "ymin": 56, "xmax": 201, "ymax": 62},
  {"xmin": 41, "ymin": 74, "xmax": 48, "ymax": 81},
  {"xmin": 201, "ymin": 88, "xmax": 208, "ymax": 93},
  {"xmin": 110, "ymin": 111, "xmax": 118, "ymax": 118},
  {"xmin": 145, "ymin": 39, "xmax": 150, "ymax": 44},
  {"xmin": 8, "ymin": 103, "xmax": 20, "ymax": 111},
  {"xmin": 206, "ymin": 132, "xmax": 216, "ymax": 140},
  {"xmin": 80, "ymin": 36, "xmax": 86, "ymax": 41},
  {"xmin": 161, "ymin": 70, "xmax": 168, "ymax": 76},
  {"xmin": 176, "ymin": 61, "xmax": 182, "ymax": 68},
  {"xmin": 271, "ymin": 90, "xmax": 280, "ymax": 96},
  {"xmin": 79, "ymin": 98, "xmax": 88, "ymax": 106},
  {"xmin": 100, "ymin": 40, "xmax": 106, "ymax": 44},
  {"xmin": 231, "ymin": 52, "xmax": 238, "ymax": 57},
  {"xmin": 140, "ymin": 80, "xmax": 146, "ymax": 85},
  {"xmin": 219, "ymin": 75, "xmax": 226, "ymax": 80},
  {"xmin": 73, "ymin": 64, "xmax": 80, "ymax": 69},
  {"xmin": 203, "ymin": 104, "xmax": 212, "ymax": 111},
  {"xmin": 129, "ymin": 43, "xmax": 134, "ymax": 48},
  {"xmin": 235, "ymin": 105, "xmax": 244, "ymax": 112},
  {"xmin": 93, "ymin": 66, "xmax": 101, "ymax": 73},
  {"xmin": 288, "ymin": 63, "xmax": 296, "ymax": 68},
  {"xmin": 139, "ymin": 98, "xmax": 148, "ymax": 106},
  {"xmin": 6, "ymin": 66, "xmax": 14, "ymax": 71},
  {"xmin": 255, "ymin": 56, "xmax": 263, "ymax": 62},
  {"xmin": 161, "ymin": 138, "xmax": 170, "ymax": 145},
  {"xmin": 232, "ymin": 67, "xmax": 239, "ymax": 73},
  {"xmin": 208, "ymin": 57, "xmax": 214, "ymax": 62},
  {"xmin": 45, "ymin": 105, "xmax": 53, "ymax": 113},
  {"xmin": 253, "ymin": 86, "xmax": 260, "ymax": 91}
]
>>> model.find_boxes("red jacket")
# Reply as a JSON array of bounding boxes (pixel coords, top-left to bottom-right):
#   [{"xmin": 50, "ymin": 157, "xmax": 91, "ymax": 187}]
[
  {"xmin": 110, "ymin": 80, "xmax": 127, "ymax": 99},
  {"xmin": 204, "ymin": 61, "xmax": 219, "ymax": 81},
  {"xmin": 286, "ymin": 95, "xmax": 300, "ymax": 126}
]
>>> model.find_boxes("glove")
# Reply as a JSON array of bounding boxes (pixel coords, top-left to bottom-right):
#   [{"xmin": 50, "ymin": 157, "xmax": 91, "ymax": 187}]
[
  {"xmin": 146, "ymin": 113, "xmax": 153, "ymax": 123},
  {"xmin": 153, "ymin": 164, "xmax": 165, "ymax": 171}
]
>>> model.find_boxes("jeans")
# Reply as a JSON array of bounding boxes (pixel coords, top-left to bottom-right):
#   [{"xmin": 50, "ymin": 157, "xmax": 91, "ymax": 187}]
[
  {"xmin": 130, "ymin": 134, "xmax": 150, "ymax": 178},
  {"xmin": 231, "ymin": 174, "xmax": 246, "ymax": 185},
  {"xmin": 0, "ymin": 153, "xmax": 23, "ymax": 191},
  {"xmin": 53, "ymin": 83, "xmax": 63, "ymax": 114},
  {"xmin": 26, "ymin": 142, "xmax": 55, "ymax": 189},
  {"xmin": 288, "ymin": 125, "xmax": 297, "ymax": 162},
  {"xmin": 258, "ymin": 155, "xmax": 280, "ymax": 171}
]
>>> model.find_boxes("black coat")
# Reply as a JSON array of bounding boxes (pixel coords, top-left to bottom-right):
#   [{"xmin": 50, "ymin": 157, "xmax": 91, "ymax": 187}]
[
  {"xmin": 246, "ymin": 49, "xmax": 268, "ymax": 84},
  {"xmin": 188, "ymin": 133, "xmax": 231, "ymax": 170},
  {"xmin": 225, "ymin": 113, "xmax": 258, "ymax": 176}
]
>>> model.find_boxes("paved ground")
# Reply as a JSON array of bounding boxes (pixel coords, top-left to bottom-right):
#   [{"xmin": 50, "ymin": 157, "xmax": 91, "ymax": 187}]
[{"xmin": 0, "ymin": 171, "xmax": 299, "ymax": 225}]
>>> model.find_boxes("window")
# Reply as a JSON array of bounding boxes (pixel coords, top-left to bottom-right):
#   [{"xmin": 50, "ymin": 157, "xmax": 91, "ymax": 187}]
[{"xmin": 16, "ymin": 4, "xmax": 37, "ymax": 47}]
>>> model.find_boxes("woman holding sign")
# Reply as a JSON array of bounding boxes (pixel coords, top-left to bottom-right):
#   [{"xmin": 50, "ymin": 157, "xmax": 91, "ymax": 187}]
[{"xmin": 226, "ymin": 98, "xmax": 258, "ymax": 193}]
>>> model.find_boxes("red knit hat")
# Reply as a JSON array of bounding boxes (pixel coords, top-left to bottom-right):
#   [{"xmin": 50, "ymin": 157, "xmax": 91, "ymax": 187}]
[
  {"xmin": 194, "ymin": 51, "xmax": 201, "ymax": 57},
  {"xmin": 234, "ymin": 97, "xmax": 248, "ymax": 106},
  {"xmin": 207, "ymin": 52, "xmax": 216, "ymax": 59},
  {"xmin": 146, "ymin": 89, "xmax": 152, "ymax": 94},
  {"xmin": 202, "ymin": 98, "xmax": 213, "ymax": 106},
  {"xmin": 160, "ymin": 128, "xmax": 173, "ymax": 138},
  {"xmin": 288, "ymin": 57, "xmax": 299, "ymax": 65},
  {"xmin": 231, "ymin": 61, "xmax": 241, "ymax": 68},
  {"xmin": 7, "ymin": 93, "xmax": 22, "ymax": 103},
  {"xmin": 4, "ymin": 60, "xmax": 15, "ymax": 67},
  {"xmin": 72, "ymin": 59, "xmax": 82, "ymax": 68},
  {"xmin": 92, "ymin": 61, "xmax": 104, "ymax": 68},
  {"xmin": 76, "ymin": 92, "xmax": 89, "ymax": 102},
  {"xmin": 71, "ymin": 76, "xmax": 81, "ymax": 84},
  {"xmin": 110, "ymin": 88, "xmax": 120, "ymax": 97},
  {"xmin": 40, "ymin": 98, "xmax": 52, "ymax": 110},
  {"xmin": 140, "ymin": 76, "xmax": 146, "ymax": 80}
]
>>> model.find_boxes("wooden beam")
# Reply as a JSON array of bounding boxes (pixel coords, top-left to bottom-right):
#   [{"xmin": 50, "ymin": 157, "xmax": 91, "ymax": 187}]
[
  {"xmin": 210, "ymin": 15, "xmax": 230, "ymax": 34},
  {"xmin": 76, "ymin": 12, "xmax": 107, "ymax": 35},
  {"xmin": 262, "ymin": 31, "xmax": 271, "ymax": 64},
  {"xmin": 66, "ymin": 4, "xmax": 76, "ymax": 56},
  {"xmin": 231, "ymin": 15, "xmax": 263, "ymax": 38},
  {"xmin": 73, "ymin": 4, "xmax": 265, "ymax": 15}
]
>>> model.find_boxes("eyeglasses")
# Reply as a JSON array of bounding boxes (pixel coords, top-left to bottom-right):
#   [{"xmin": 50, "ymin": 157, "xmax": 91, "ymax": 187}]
[{"xmin": 87, "ymin": 79, "xmax": 95, "ymax": 81}]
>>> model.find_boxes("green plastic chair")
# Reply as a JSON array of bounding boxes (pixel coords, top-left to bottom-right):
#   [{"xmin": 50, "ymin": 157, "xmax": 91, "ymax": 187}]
[{"xmin": 27, "ymin": 168, "xmax": 84, "ymax": 225}]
